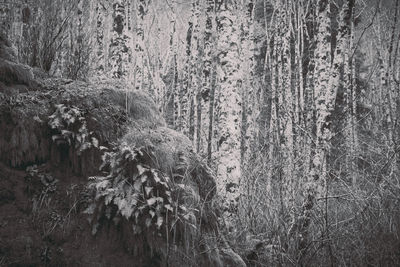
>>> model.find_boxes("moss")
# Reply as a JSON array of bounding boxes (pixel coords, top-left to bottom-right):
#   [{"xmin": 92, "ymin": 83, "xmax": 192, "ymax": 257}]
[
  {"xmin": 0, "ymin": 78, "xmax": 132, "ymax": 173},
  {"xmin": 0, "ymin": 34, "xmax": 17, "ymax": 62},
  {"xmin": 123, "ymin": 126, "xmax": 191, "ymax": 173},
  {"xmin": 0, "ymin": 59, "xmax": 35, "ymax": 87},
  {"xmin": 106, "ymin": 88, "xmax": 165, "ymax": 127},
  {"xmin": 123, "ymin": 124, "xmax": 217, "ymax": 202},
  {"xmin": 0, "ymin": 100, "xmax": 51, "ymax": 167}
]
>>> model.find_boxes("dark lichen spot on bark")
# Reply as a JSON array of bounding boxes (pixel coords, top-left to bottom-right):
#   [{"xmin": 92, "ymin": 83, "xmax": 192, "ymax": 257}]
[
  {"xmin": 226, "ymin": 182, "xmax": 238, "ymax": 193},
  {"xmin": 218, "ymin": 133, "xmax": 229, "ymax": 148},
  {"xmin": 22, "ymin": 7, "xmax": 30, "ymax": 24},
  {"xmin": 114, "ymin": 15, "xmax": 124, "ymax": 35}
]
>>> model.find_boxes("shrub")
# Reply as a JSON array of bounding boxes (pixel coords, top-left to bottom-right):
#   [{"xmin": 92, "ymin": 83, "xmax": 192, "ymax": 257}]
[
  {"xmin": 48, "ymin": 104, "xmax": 99, "ymax": 154},
  {"xmin": 85, "ymin": 143, "xmax": 197, "ymax": 235}
]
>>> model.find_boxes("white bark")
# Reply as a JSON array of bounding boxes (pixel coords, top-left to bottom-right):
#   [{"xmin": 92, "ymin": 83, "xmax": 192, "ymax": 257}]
[
  {"xmin": 309, "ymin": 0, "xmax": 331, "ymax": 199},
  {"xmin": 199, "ymin": 0, "xmax": 216, "ymax": 157},
  {"xmin": 109, "ymin": 0, "xmax": 131, "ymax": 79},
  {"xmin": 215, "ymin": 5, "xmax": 243, "ymax": 228},
  {"xmin": 280, "ymin": 3, "xmax": 295, "ymax": 208},
  {"xmin": 300, "ymin": 0, "xmax": 333, "ymax": 253},
  {"xmin": 241, "ymin": 0, "xmax": 256, "ymax": 166},
  {"xmin": 133, "ymin": 0, "xmax": 149, "ymax": 90}
]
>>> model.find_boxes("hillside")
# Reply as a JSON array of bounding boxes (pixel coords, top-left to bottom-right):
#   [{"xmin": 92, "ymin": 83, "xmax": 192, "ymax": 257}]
[{"xmin": 0, "ymin": 53, "xmax": 246, "ymax": 266}]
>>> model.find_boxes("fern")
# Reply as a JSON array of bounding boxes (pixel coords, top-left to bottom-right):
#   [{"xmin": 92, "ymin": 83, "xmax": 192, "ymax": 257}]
[
  {"xmin": 48, "ymin": 104, "xmax": 98, "ymax": 154},
  {"xmin": 86, "ymin": 143, "xmax": 194, "ymax": 235}
]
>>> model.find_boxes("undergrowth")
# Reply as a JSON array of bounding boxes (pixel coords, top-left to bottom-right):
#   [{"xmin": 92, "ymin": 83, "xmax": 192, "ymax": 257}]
[
  {"xmin": 48, "ymin": 104, "xmax": 99, "ymax": 154},
  {"xmin": 85, "ymin": 143, "xmax": 197, "ymax": 236}
]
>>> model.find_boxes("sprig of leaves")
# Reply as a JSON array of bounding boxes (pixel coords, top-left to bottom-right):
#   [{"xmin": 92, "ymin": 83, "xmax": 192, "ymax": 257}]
[
  {"xmin": 85, "ymin": 143, "xmax": 196, "ymax": 235},
  {"xmin": 48, "ymin": 104, "xmax": 98, "ymax": 154}
]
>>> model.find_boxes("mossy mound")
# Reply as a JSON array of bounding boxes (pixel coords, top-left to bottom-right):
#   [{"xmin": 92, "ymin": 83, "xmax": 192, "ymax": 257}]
[
  {"xmin": 84, "ymin": 127, "xmax": 223, "ymax": 266},
  {"xmin": 0, "ymin": 61, "xmax": 245, "ymax": 266},
  {"xmin": 0, "ymin": 78, "xmax": 164, "ymax": 175}
]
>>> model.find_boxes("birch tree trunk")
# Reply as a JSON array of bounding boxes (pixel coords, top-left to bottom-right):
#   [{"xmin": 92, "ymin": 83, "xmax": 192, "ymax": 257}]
[
  {"xmin": 134, "ymin": 0, "xmax": 149, "ymax": 90},
  {"xmin": 300, "ymin": 0, "xmax": 332, "ymax": 255},
  {"xmin": 350, "ymin": 14, "xmax": 359, "ymax": 185},
  {"xmin": 179, "ymin": 4, "xmax": 196, "ymax": 136},
  {"xmin": 294, "ymin": 0, "xmax": 305, "ymax": 179},
  {"xmin": 267, "ymin": 16, "xmax": 279, "ymax": 193},
  {"xmin": 109, "ymin": 0, "xmax": 131, "ymax": 79},
  {"xmin": 172, "ymin": 21, "xmax": 180, "ymax": 129},
  {"xmin": 241, "ymin": 0, "xmax": 256, "ymax": 166},
  {"xmin": 187, "ymin": 1, "xmax": 202, "ymax": 143},
  {"xmin": 343, "ymin": 1, "xmax": 357, "ymax": 184},
  {"xmin": 215, "ymin": 2, "xmax": 243, "ymax": 228},
  {"xmin": 199, "ymin": 0, "xmax": 216, "ymax": 157},
  {"xmin": 94, "ymin": 1, "xmax": 110, "ymax": 79},
  {"xmin": 280, "ymin": 1, "xmax": 295, "ymax": 213},
  {"xmin": 387, "ymin": 0, "xmax": 399, "ymax": 178},
  {"xmin": 190, "ymin": 1, "xmax": 205, "ymax": 146}
]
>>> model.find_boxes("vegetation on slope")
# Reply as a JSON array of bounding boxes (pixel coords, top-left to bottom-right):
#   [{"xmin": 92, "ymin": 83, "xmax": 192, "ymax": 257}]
[{"xmin": 0, "ymin": 53, "xmax": 246, "ymax": 266}]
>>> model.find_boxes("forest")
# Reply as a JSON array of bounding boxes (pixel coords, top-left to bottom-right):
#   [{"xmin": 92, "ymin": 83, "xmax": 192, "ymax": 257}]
[{"xmin": 0, "ymin": 0, "xmax": 400, "ymax": 266}]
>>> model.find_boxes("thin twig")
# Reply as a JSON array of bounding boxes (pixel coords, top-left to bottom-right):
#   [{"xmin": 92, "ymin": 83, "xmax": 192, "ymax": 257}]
[{"xmin": 349, "ymin": 0, "xmax": 380, "ymax": 61}]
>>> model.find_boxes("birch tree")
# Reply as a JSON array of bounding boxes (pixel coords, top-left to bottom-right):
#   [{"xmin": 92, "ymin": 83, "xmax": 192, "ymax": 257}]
[
  {"xmin": 109, "ymin": 0, "xmax": 131, "ymax": 79},
  {"xmin": 241, "ymin": 0, "xmax": 256, "ymax": 165},
  {"xmin": 214, "ymin": 0, "xmax": 243, "ymax": 227},
  {"xmin": 133, "ymin": 0, "xmax": 149, "ymax": 90},
  {"xmin": 280, "ymin": 0, "xmax": 295, "ymax": 212},
  {"xmin": 199, "ymin": 0, "xmax": 217, "ymax": 157},
  {"xmin": 178, "ymin": 3, "xmax": 197, "ymax": 136},
  {"xmin": 94, "ymin": 1, "xmax": 107, "ymax": 77},
  {"xmin": 299, "ymin": 0, "xmax": 332, "ymax": 254},
  {"xmin": 342, "ymin": 0, "xmax": 357, "ymax": 183},
  {"xmin": 386, "ymin": 0, "xmax": 399, "ymax": 178}
]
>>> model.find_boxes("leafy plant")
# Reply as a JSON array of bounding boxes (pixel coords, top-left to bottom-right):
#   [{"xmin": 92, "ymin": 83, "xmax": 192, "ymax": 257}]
[
  {"xmin": 48, "ymin": 104, "xmax": 99, "ymax": 154},
  {"xmin": 85, "ymin": 143, "xmax": 195, "ymax": 235}
]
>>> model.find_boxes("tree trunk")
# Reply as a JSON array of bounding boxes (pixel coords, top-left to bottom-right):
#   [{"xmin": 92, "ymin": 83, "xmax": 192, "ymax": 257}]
[
  {"xmin": 300, "ymin": 0, "xmax": 332, "ymax": 256},
  {"xmin": 109, "ymin": 0, "xmax": 131, "ymax": 80},
  {"xmin": 214, "ymin": 3, "xmax": 243, "ymax": 228}
]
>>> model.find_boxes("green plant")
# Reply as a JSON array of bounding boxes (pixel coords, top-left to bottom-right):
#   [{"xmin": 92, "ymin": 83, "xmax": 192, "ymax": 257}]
[
  {"xmin": 48, "ymin": 104, "xmax": 99, "ymax": 154},
  {"xmin": 85, "ymin": 143, "xmax": 196, "ymax": 235}
]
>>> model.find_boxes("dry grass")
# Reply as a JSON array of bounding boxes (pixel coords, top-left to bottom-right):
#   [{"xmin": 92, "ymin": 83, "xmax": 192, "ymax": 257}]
[{"xmin": 106, "ymin": 88, "xmax": 166, "ymax": 127}]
